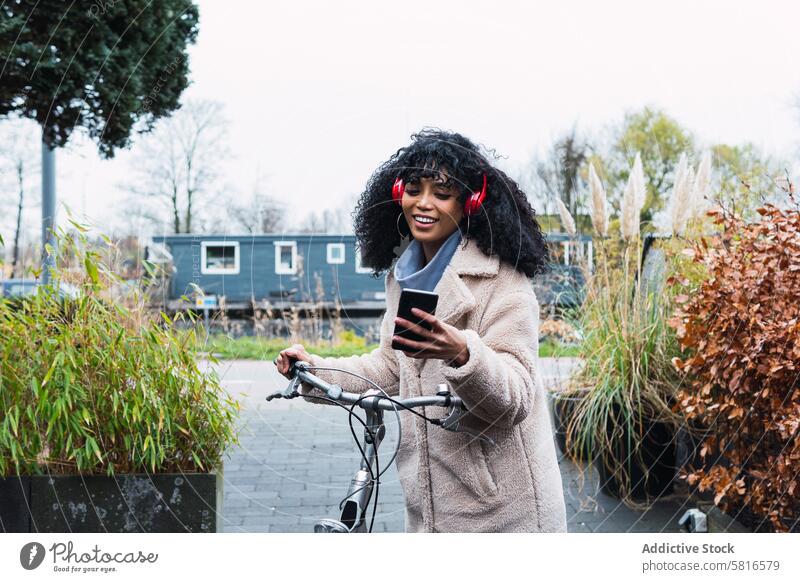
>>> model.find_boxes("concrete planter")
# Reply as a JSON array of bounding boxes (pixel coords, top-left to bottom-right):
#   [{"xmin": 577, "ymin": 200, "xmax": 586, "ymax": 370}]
[{"xmin": 0, "ymin": 472, "xmax": 222, "ymax": 533}]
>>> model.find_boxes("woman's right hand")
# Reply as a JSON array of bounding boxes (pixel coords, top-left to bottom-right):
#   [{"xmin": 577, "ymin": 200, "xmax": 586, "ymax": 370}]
[{"xmin": 275, "ymin": 344, "xmax": 313, "ymax": 379}]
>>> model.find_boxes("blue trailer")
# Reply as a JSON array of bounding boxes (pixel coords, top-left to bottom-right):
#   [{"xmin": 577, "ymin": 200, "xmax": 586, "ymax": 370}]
[
  {"xmin": 150, "ymin": 232, "xmax": 592, "ymax": 312},
  {"xmin": 150, "ymin": 234, "xmax": 386, "ymax": 311}
]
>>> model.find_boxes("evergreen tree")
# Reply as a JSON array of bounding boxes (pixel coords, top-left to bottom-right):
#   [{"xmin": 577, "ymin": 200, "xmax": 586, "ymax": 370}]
[{"xmin": 0, "ymin": 0, "xmax": 199, "ymax": 157}]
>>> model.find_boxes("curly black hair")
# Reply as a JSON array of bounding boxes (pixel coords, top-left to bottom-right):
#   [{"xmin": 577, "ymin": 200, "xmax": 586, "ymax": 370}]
[{"xmin": 352, "ymin": 128, "xmax": 549, "ymax": 279}]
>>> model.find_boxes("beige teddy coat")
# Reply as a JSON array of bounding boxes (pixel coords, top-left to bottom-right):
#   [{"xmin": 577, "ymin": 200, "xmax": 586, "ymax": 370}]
[{"xmin": 301, "ymin": 238, "xmax": 567, "ymax": 533}]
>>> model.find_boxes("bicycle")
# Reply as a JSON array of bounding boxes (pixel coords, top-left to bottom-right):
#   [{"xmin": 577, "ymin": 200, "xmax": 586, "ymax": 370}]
[{"xmin": 267, "ymin": 357, "xmax": 494, "ymax": 533}]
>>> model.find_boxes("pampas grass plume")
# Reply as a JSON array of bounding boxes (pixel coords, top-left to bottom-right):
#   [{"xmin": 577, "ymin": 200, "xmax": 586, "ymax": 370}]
[
  {"xmin": 556, "ymin": 198, "xmax": 577, "ymax": 237},
  {"xmin": 670, "ymin": 153, "xmax": 693, "ymax": 235},
  {"xmin": 588, "ymin": 162, "xmax": 608, "ymax": 237}
]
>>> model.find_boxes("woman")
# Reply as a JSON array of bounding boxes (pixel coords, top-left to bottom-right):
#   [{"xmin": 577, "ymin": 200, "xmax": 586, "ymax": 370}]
[{"xmin": 276, "ymin": 128, "xmax": 567, "ymax": 532}]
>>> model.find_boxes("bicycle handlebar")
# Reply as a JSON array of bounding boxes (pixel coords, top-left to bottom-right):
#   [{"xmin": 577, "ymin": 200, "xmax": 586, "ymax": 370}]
[
  {"xmin": 267, "ymin": 354, "xmax": 497, "ymax": 533},
  {"xmin": 269, "ymin": 356, "xmax": 497, "ymax": 445},
  {"xmin": 268, "ymin": 355, "xmax": 496, "ymax": 450},
  {"xmin": 268, "ymin": 359, "xmax": 464, "ymax": 412}
]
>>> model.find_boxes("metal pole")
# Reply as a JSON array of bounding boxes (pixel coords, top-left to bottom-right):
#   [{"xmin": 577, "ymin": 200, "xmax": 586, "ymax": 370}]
[{"xmin": 41, "ymin": 137, "xmax": 56, "ymax": 286}]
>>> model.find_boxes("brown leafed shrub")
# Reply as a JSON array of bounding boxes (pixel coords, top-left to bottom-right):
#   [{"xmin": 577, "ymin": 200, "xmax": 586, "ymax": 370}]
[{"xmin": 670, "ymin": 204, "xmax": 800, "ymax": 532}]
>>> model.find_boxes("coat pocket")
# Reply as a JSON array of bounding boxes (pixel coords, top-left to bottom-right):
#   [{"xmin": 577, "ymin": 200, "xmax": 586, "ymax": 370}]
[{"xmin": 467, "ymin": 439, "xmax": 499, "ymax": 497}]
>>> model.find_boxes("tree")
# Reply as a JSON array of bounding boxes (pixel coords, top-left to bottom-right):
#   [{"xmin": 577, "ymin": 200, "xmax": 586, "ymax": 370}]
[
  {"xmin": 0, "ymin": 119, "xmax": 40, "ymax": 277},
  {"xmin": 124, "ymin": 100, "xmax": 230, "ymax": 234},
  {"xmin": 603, "ymin": 107, "xmax": 696, "ymax": 223},
  {"xmin": 526, "ymin": 127, "xmax": 592, "ymax": 232},
  {"xmin": 226, "ymin": 193, "xmax": 286, "ymax": 234},
  {"xmin": 225, "ymin": 173, "xmax": 287, "ymax": 234},
  {"xmin": 709, "ymin": 143, "xmax": 781, "ymax": 216},
  {"xmin": 297, "ymin": 194, "xmax": 358, "ymax": 234},
  {"xmin": 0, "ymin": 0, "xmax": 199, "ymax": 280},
  {"xmin": 0, "ymin": 0, "xmax": 199, "ymax": 156}
]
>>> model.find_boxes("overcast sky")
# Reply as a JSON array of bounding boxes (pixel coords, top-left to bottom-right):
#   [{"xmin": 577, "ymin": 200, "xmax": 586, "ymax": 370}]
[{"xmin": 4, "ymin": 0, "xmax": 800, "ymax": 241}]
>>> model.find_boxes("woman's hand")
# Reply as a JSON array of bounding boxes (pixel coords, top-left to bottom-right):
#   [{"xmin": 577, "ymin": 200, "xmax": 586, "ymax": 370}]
[
  {"xmin": 275, "ymin": 344, "xmax": 313, "ymax": 379},
  {"xmin": 393, "ymin": 308, "xmax": 470, "ymax": 367}
]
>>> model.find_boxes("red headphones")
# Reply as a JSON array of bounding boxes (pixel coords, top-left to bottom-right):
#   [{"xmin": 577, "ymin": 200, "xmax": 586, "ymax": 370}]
[{"xmin": 392, "ymin": 174, "xmax": 487, "ymax": 217}]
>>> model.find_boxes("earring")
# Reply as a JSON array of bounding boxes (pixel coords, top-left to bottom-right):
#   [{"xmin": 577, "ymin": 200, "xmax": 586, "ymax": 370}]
[
  {"xmin": 393, "ymin": 213, "xmax": 412, "ymax": 258},
  {"xmin": 461, "ymin": 216, "xmax": 470, "ymax": 249}
]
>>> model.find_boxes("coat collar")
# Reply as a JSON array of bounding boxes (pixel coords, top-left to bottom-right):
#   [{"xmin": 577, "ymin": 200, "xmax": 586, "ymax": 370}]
[
  {"xmin": 388, "ymin": 238, "xmax": 499, "ymax": 323},
  {"xmin": 388, "ymin": 238, "xmax": 500, "ymax": 377},
  {"xmin": 434, "ymin": 238, "xmax": 499, "ymax": 325},
  {"xmin": 448, "ymin": 237, "xmax": 501, "ymax": 278}
]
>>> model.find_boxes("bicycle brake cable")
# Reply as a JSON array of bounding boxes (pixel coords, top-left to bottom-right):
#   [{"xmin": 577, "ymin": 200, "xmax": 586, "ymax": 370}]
[
  {"xmin": 300, "ymin": 365, "xmax": 455, "ymax": 533},
  {"xmin": 303, "ymin": 365, "xmax": 405, "ymax": 476},
  {"xmin": 302, "ymin": 366, "xmax": 401, "ymax": 532},
  {"xmin": 298, "ymin": 393, "xmax": 380, "ymax": 527}
]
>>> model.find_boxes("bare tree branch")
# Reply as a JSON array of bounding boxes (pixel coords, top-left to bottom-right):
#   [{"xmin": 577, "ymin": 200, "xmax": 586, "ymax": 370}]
[
  {"xmin": 121, "ymin": 99, "xmax": 230, "ymax": 234},
  {"xmin": 0, "ymin": 118, "xmax": 40, "ymax": 277}
]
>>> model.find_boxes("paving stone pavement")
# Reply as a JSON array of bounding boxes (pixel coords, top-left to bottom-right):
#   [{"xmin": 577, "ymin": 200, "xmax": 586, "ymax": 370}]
[
  {"xmin": 218, "ymin": 407, "xmax": 688, "ymax": 534},
  {"xmin": 206, "ymin": 358, "xmax": 688, "ymax": 533},
  {"xmin": 219, "ymin": 406, "xmax": 407, "ymax": 533}
]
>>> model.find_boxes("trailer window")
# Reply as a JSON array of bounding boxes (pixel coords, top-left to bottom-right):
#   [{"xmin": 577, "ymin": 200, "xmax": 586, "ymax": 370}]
[
  {"xmin": 201, "ymin": 242, "xmax": 240, "ymax": 275},
  {"xmin": 327, "ymin": 243, "xmax": 345, "ymax": 264},
  {"xmin": 274, "ymin": 241, "xmax": 297, "ymax": 274}
]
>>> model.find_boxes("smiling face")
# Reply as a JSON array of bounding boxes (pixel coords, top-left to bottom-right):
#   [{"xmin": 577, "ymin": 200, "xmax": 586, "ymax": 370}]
[{"xmin": 400, "ymin": 170, "xmax": 464, "ymax": 248}]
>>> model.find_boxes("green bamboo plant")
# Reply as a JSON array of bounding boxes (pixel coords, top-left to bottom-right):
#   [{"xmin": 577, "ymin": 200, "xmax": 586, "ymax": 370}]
[{"xmin": 0, "ymin": 222, "xmax": 240, "ymax": 476}]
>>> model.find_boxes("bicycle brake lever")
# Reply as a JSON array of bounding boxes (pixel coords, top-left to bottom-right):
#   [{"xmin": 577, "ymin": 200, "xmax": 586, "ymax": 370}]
[
  {"xmin": 267, "ymin": 356, "xmax": 313, "ymax": 401},
  {"xmin": 266, "ymin": 376, "xmax": 302, "ymax": 401}
]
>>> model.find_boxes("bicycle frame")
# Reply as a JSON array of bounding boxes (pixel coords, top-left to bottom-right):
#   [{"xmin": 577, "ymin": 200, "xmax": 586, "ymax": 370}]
[
  {"xmin": 314, "ymin": 391, "xmax": 386, "ymax": 533},
  {"xmin": 268, "ymin": 359, "xmax": 492, "ymax": 533}
]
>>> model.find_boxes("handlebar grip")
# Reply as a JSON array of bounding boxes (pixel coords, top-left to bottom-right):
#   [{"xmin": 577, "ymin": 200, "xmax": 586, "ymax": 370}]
[
  {"xmin": 273, "ymin": 354, "xmax": 299, "ymax": 365},
  {"xmin": 273, "ymin": 354, "xmax": 300, "ymax": 377}
]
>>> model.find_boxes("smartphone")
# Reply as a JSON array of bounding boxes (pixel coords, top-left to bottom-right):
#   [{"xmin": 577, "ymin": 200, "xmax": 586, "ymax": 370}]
[{"xmin": 391, "ymin": 288, "xmax": 438, "ymax": 352}]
